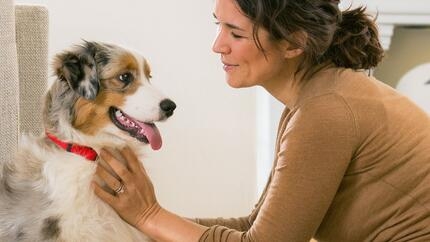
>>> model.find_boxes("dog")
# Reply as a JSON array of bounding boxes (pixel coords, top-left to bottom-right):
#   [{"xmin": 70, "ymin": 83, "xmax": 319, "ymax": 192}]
[{"xmin": 0, "ymin": 41, "xmax": 176, "ymax": 241}]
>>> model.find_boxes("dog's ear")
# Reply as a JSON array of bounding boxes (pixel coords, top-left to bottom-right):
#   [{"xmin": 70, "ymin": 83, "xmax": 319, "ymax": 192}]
[{"xmin": 54, "ymin": 43, "xmax": 101, "ymax": 100}]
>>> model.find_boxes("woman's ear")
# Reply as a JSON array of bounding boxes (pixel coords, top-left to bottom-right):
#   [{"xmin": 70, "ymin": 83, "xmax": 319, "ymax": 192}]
[
  {"xmin": 284, "ymin": 46, "xmax": 304, "ymax": 59},
  {"xmin": 281, "ymin": 31, "xmax": 307, "ymax": 59}
]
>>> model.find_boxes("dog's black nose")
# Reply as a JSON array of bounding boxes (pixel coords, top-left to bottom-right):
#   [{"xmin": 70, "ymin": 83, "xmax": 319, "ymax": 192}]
[{"xmin": 160, "ymin": 99, "xmax": 176, "ymax": 117}]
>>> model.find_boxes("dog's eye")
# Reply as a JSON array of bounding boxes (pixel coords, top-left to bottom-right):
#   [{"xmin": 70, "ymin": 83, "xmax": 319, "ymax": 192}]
[{"xmin": 118, "ymin": 72, "xmax": 134, "ymax": 84}]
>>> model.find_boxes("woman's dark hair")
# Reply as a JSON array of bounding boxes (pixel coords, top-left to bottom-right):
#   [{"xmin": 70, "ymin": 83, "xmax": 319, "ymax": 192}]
[{"xmin": 235, "ymin": 0, "xmax": 384, "ymax": 74}]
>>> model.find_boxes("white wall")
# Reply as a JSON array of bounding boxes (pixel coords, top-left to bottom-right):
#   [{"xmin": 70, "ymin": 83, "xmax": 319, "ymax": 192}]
[{"xmin": 15, "ymin": 0, "xmax": 265, "ymax": 218}]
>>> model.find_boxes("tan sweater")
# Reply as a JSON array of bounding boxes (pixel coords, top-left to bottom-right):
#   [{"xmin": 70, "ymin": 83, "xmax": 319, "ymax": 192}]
[{"xmin": 196, "ymin": 68, "xmax": 430, "ymax": 241}]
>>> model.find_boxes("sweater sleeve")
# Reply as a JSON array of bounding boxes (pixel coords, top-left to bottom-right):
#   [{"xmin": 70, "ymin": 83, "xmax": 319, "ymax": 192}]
[
  {"xmin": 195, "ymin": 217, "xmax": 251, "ymax": 231},
  {"xmin": 199, "ymin": 94, "xmax": 358, "ymax": 242}
]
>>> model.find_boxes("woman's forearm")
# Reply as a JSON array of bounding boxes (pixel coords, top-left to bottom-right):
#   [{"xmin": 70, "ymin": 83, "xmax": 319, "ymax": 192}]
[{"xmin": 140, "ymin": 207, "xmax": 208, "ymax": 242}]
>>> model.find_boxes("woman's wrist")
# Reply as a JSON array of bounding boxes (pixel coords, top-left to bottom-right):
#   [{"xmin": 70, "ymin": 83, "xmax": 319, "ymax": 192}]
[
  {"xmin": 136, "ymin": 206, "xmax": 208, "ymax": 242},
  {"xmin": 135, "ymin": 203, "xmax": 163, "ymax": 234}
]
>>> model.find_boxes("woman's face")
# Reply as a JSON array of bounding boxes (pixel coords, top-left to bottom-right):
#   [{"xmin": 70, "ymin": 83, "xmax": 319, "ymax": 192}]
[{"xmin": 212, "ymin": 0, "xmax": 288, "ymax": 89}]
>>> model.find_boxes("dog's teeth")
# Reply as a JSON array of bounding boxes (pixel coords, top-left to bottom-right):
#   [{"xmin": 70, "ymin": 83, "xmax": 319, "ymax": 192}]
[{"xmin": 115, "ymin": 110, "xmax": 122, "ymax": 117}]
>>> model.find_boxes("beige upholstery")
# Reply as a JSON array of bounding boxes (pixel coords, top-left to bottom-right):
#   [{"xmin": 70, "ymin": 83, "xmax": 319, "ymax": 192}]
[{"xmin": 0, "ymin": 0, "xmax": 48, "ymax": 163}]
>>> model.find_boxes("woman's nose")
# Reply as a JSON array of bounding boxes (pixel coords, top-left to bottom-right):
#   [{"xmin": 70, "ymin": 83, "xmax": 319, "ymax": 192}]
[{"xmin": 212, "ymin": 31, "xmax": 230, "ymax": 54}]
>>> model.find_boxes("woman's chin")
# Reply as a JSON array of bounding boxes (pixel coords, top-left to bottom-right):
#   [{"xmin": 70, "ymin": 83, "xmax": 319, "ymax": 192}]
[
  {"xmin": 226, "ymin": 78, "xmax": 251, "ymax": 89},
  {"xmin": 227, "ymin": 82, "xmax": 241, "ymax": 88}
]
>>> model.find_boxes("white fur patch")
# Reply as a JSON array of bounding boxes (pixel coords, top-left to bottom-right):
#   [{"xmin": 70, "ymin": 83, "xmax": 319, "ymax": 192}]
[{"xmin": 20, "ymin": 136, "xmax": 149, "ymax": 241}]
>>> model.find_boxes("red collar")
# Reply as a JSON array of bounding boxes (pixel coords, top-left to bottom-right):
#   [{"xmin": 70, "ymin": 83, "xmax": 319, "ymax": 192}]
[{"xmin": 46, "ymin": 132, "xmax": 98, "ymax": 161}]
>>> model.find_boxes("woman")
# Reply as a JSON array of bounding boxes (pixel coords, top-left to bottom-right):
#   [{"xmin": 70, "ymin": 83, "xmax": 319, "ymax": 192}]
[{"xmin": 93, "ymin": 0, "xmax": 430, "ymax": 241}]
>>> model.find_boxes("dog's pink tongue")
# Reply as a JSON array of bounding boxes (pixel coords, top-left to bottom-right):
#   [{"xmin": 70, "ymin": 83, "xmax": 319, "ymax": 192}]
[{"xmin": 136, "ymin": 121, "xmax": 162, "ymax": 150}]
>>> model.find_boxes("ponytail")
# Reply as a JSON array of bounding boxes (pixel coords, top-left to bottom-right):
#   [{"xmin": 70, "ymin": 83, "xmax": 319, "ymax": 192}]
[{"xmin": 323, "ymin": 7, "xmax": 384, "ymax": 70}]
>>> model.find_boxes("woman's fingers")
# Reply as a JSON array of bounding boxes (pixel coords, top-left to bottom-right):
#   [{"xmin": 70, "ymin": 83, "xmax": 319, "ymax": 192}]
[
  {"xmin": 96, "ymin": 165, "xmax": 123, "ymax": 193},
  {"xmin": 120, "ymin": 146, "xmax": 146, "ymax": 175},
  {"xmin": 100, "ymin": 148, "xmax": 132, "ymax": 184},
  {"xmin": 92, "ymin": 181, "xmax": 118, "ymax": 206}
]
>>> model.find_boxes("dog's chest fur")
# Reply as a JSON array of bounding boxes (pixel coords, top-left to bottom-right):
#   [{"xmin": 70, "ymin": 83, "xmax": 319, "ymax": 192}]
[{"xmin": 0, "ymin": 135, "xmax": 150, "ymax": 242}]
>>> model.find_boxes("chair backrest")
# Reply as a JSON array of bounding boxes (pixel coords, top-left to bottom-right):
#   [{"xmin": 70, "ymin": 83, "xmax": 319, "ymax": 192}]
[
  {"xmin": 15, "ymin": 5, "xmax": 49, "ymax": 135},
  {"xmin": 0, "ymin": 0, "xmax": 48, "ymax": 163}
]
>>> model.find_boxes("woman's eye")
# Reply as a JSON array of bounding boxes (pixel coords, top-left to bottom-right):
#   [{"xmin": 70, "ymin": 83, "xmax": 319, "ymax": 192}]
[
  {"xmin": 231, "ymin": 32, "xmax": 244, "ymax": 39},
  {"xmin": 118, "ymin": 72, "xmax": 134, "ymax": 84}
]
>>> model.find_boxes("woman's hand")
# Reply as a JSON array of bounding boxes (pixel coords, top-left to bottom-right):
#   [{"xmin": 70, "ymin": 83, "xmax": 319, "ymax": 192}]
[
  {"xmin": 93, "ymin": 146, "xmax": 208, "ymax": 241},
  {"xmin": 93, "ymin": 146, "xmax": 161, "ymax": 231}
]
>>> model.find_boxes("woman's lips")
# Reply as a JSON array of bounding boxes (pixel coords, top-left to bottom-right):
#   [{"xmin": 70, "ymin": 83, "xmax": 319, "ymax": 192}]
[{"xmin": 222, "ymin": 62, "xmax": 239, "ymax": 72}]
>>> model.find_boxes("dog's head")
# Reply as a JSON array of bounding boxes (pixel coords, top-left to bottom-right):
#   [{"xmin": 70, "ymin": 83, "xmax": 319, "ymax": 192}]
[{"xmin": 44, "ymin": 41, "xmax": 175, "ymax": 150}]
